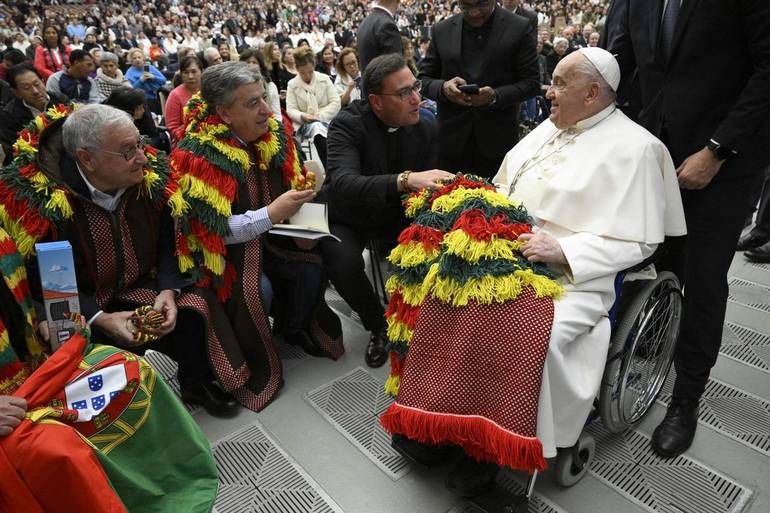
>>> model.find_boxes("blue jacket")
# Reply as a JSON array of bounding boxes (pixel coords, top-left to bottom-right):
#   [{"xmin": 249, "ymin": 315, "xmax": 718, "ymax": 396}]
[{"xmin": 125, "ymin": 65, "xmax": 166, "ymax": 101}]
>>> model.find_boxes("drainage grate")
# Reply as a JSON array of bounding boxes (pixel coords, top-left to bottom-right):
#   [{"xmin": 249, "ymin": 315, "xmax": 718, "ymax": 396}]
[
  {"xmin": 748, "ymin": 262, "xmax": 770, "ymax": 273},
  {"xmin": 324, "ymin": 288, "xmax": 362, "ymax": 325},
  {"xmin": 587, "ymin": 422, "xmax": 752, "ymax": 513},
  {"xmin": 304, "ymin": 367, "xmax": 412, "ymax": 480},
  {"xmin": 143, "ymin": 350, "xmax": 200, "ymax": 414},
  {"xmin": 721, "ymin": 322, "xmax": 770, "ymax": 373},
  {"xmin": 447, "ymin": 471, "xmax": 568, "ymax": 513},
  {"xmin": 213, "ymin": 422, "xmax": 343, "ymax": 513},
  {"xmin": 728, "ymin": 278, "xmax": 770, "ymax": 314},
  {"xmin": 656, "ymin": 369, "xmax": 770, "ymax": 457}
]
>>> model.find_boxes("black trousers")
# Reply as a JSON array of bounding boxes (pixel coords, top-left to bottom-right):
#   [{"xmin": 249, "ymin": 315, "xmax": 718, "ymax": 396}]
[
  {"xmin": 439, "ymin": 131, "xmax": 506, "ymax": 180},
  {"xmin": 94, "ymin": 302, "xmax": 212, "ymax": 390},
  {"xmin": 261, "ymin": 249, "xmax": 323, "ymax": 336},
  {"xmin": 747, "ymin": 166, "xmax": 770, "ymax": 235},
  {"xmin": 659, "ymin": 171, "xmax": 766, "ymax": 401},
  {"xmin": 320, "ymin": 223, "xmax": 396, "ymax": 332}
]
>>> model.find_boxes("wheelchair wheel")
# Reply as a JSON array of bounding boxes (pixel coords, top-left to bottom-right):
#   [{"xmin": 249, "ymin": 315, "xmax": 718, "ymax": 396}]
[
  {"xmin": 553, "ymin": 433, "xmax": 595, "ymax": 487},
  {"xmin": 599, "ymin": 271, "xmax": 682, "ymax": 433}
]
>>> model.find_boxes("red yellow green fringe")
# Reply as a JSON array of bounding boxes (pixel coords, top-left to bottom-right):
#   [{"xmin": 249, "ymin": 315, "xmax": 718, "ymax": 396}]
[{"xmin": 170, "ymin": 95, "xmax": 307, "ymax": 301}]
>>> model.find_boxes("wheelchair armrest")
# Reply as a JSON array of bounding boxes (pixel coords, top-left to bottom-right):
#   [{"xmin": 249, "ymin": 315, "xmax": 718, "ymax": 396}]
[{"xmin": 622, "ymin": 243, "xmax": 668, "ymax": 274}]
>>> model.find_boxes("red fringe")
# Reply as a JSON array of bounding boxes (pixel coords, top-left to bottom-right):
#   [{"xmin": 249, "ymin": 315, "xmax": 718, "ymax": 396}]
[
  {"xmin": 215, "ymin": 263, "xmax": 237, "ymax": 302},
  {"xmin": 451, "ymin": 209, "xmax": 532, "ymax": 241},
  {"xmin": 380, "ymin": 402, "xmax": 547, "ymax": 473},
  {"xmin": 0, "ymin": 182, "xmax": 51, "ymax": 240},
  {"xmin": 389, "ymin": 352, "xmax": 403, "ymax": 377},
  {"xmin": 0, "ymin": 238, "xmax": 17, "ymax": 257},
  {"xmin": 397, "ymin": 224, "xmax": 444, "ymax": 251},
  {"xmin": 189, "ymin": 219, "xmax": 226, "ymax": 254},
  {"xmin": 427, "ymin": 175, "xmax": 495, "ymax": 205}
]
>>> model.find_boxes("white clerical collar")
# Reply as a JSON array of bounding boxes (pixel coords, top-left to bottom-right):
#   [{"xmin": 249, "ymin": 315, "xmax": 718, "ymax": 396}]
[
  {"xmin": 387, "ymin": 127, "xmax": 400, "ymax": 133},
  {"xmin": 76, "ymin": 162, "xmax": 126, "ymax": 212},
  {"xmin": 373, "ymin": 4, "xmax": 396, "ymax": 18},
  {"xmin": 573, "ymin": 103, "xmax": 616, "ymax": 132}
]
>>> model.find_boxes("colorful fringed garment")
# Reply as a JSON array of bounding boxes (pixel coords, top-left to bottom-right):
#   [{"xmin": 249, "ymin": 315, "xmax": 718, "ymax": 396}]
[{"xmin": 380, "ymin": 174, "xmax": 563, "ymax": 472}]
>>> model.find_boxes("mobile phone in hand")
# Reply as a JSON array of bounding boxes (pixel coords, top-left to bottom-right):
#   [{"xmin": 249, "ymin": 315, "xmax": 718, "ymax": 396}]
[
  {"xmin": 458, "ymin": 84, "xmax": 480, "ymax": 95},
  {"xmin": 143, "ymin": 64, "xmax": 150, "ymax": 72}
]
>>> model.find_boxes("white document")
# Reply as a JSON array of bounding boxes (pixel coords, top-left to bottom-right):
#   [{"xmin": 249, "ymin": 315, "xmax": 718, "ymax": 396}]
[{"xmin": 269, "ymin": 202, "xmax": 341, "ymax": 242}]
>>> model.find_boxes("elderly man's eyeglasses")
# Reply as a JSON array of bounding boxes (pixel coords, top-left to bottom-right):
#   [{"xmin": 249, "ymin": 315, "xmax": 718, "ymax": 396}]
[
  {"xmin": 378, "ymin": 80, "xmax": 422, "ymax": 101},
  {"xmin": 98, "ymin": 135, "xmax": 149, "ymax": 161},
  {"xmin": 459, "ymin": 0, "xmax": 493, "ymax": 11}
]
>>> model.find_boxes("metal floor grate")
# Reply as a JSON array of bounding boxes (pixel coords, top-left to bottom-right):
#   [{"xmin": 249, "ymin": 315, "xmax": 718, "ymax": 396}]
[
  {"xmin": 587, "ymin": 422, "xmax": 752, "ymax": 513},
  {"xmin": 656, "ymin": 369, "xmax": 770, "ymax": 457},
  {"xmin": 304, "ymin": 367, "xmax": 412, "ymax": 481},
  {"xmin": 721, "ymin": 322, "xmax": 770, "ymax": 374},
  {"xmin": 748, "ymin": 261, "xmax": 770, "ymax": 273},
  {"xmin": 448, "ymin": 471, "xmax": 568, "ymax": 513},
  {"xmin": 213, "ymin": 422, "xmax": 343, "ymax": 513},
  {"xmin": 325, "ymin": 288, "xmax": 363, "ymax": 325},
  {"xmin": 728, "ymin": 278, "xmax": 770, "ymax": 314},
  {"xmin": 143, "ymin": 350, "xmax": 200, "ymax": 414}
]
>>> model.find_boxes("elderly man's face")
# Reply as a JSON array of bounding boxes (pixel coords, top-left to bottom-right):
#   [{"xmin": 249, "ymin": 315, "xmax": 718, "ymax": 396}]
[
  {"xmin": 12, "ymin": 70, "xmax": 48, "ymax": 110},
  {"xmin": 79, "ymin": 126, "xmax": 148, "ymax": 191},
  {"xmin": 216, "ymin": 81, "xmax": 273, "ymax": 143},
  {"xmin": 546, "ymin": 53, "xmax": 597, "ymax": 129}
]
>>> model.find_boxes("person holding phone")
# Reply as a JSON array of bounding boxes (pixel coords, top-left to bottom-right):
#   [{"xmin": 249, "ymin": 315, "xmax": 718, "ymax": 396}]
[
  {"xmin": 124, "ymin": 48, "xmax": 167, "ymax": 115},
  {"xmin": 419, "ymin": 0, "xmax": 539, "ymax": 178}
]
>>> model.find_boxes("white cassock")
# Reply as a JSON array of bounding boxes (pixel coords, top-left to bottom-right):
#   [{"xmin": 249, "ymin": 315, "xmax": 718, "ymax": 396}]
[{"xmin": 493, "ymin": 104, "xmax": 687, "ymax": 458}]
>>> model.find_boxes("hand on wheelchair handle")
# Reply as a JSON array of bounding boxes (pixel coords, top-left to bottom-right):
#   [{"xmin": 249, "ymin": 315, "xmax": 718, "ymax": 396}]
[{"xmin": 518, "ymin": 232, "xmax": 567, "ymax": 265}]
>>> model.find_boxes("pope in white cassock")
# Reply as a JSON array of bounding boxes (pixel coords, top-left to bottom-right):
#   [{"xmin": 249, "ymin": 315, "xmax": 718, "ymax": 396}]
[{"xmin": 493, "ymin": 48, "xmax": 687, "ymax": 459}]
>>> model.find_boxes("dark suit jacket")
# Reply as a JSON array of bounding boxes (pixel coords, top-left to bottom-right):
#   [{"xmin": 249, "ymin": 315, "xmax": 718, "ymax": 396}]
[
  {"xmin": 419, "ymin": 7, "xmax": 539, "ymax": 160},
  {"xmin": 0, "ymin": 92, "xmax": 69, "ymax": 164},
  {"xmin": 609, "ymin": 0, "xmax": 770, "ymax": 178},
  {"xmin": 323, "ymin": 101, "xmax": 439, "ymax": 232},
  {"xmin": 513, "ymin": 6, "xmax": 538, "ymax": 37},
  {"xmin": 356, "ymin": 8, "xmax": 404, "ymax": 72}
]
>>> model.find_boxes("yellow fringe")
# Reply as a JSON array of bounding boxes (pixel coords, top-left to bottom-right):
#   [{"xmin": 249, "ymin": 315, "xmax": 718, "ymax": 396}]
[
  {"xmin": 387, "ymin": 241, "xmax": 440, "ymax": 268},
  {"xmin": 178, "ymin": 254, "xmax": 195, "ymax": 273},
  {"xmin": 3, "ymin": 265, "xmax": 26, "ymax": 292},
  {"xmin": 384, "ymin": 375, "xmax": 401, "ymax": 397},
  {"xmin": 431, "ymin": 187, "xmax": 515, "ymax": 214},
  {"xmin": 141, "ymin": 169, "xmax": 160, "ymax": 197},
  {"xmin": 202, "ymin": 248, "xmax": 225, "ymax": 275},
  {"xmin": 179, "ymin": 174, "xmax": 233, "ymax": 216},
  {"xmin": 45, "ymin": 189, "xmax": 73, "ymax": 219},
  {"xmin": 404, "ymin": 193, "xmax": 429, "ymax": 218},
  {"xmin": 386, "ymin": 317, "xmax": 414, "ymax": 344},
  {"xmin": 188, "ymin": 129, "xmax": 252, "ymax": 170},
  {"xmin": 0, "ymin": 206, "xmax": 36, "ymax": 257},
  {"xmin": 167, "ymin": 188, "xmax": 190, "ymax": 216},
  {"xmin": 13, "ymin": 138, "xmax": 37, "ymax": 156},
  {"xmin": 255, "ymin": 118, "xmax": 280, "ymax": 167},
  {"xmin": 514, "ymin": 269, "xmax": 564, "ymax": 299},
  {"xmin": 431, "ymin": 271, "xmax": 563, "ymax": 307},
  {"xmin": 442, "ymin": 230, "xmax": 525, "ymax": 263}
]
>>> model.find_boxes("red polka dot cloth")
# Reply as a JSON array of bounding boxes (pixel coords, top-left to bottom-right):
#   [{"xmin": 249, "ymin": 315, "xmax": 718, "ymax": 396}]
[{"xmin": 379, "ymin": 174, "xmax": 561, "ymax": 473}]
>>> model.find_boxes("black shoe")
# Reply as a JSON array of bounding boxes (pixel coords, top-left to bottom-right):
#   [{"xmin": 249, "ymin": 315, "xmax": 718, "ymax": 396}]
[
  {"xmin": 391, "ymin": 434, "xmax": 452, "ymax": 467},
  {"xmin": 651, "ymin": 398, "xmax": 699, "ymax": 458},
  {"xmin": 181, "ymin": 381, "xmax": 240, "ymax": 418},
  {"xmin": 737, "ymin": 230, "xmax": 769, "ymax": 252},
  {"xmin": 285, "ymin": 330, "xmax": 329, "ymax": 358},
  {"xmin": 446, "ymin": 453, "xmax": 500, "ymax": 498},
  {"xmin": 745, "ymin": 240, "xmax": 770, "ymax": 263},
  {"xmin": 365, "ymin": 327, "xmax": 389, "ymax": 368}
]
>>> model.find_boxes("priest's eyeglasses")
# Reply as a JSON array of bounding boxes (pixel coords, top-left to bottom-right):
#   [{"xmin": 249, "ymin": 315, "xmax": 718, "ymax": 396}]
[
  {"xmin": 378, "ymin": 80, "xmax": 422, "ymax": 101},
  {"xmin": 98, "ymin": 135, "xmax": 149, "ymax": 161}
]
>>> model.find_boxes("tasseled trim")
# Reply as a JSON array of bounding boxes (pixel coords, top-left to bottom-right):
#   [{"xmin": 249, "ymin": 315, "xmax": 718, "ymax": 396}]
[{"xmin": 380, "ymin": 402, "xmax": 547, "ymax": 473}]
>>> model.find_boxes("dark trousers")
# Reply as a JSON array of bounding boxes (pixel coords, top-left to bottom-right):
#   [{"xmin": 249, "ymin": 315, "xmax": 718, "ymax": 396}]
[
  {"xmin": 659, "ymin": 171, "xmax": 766, "ymax": 401},
  {"xmin": 94, "ymin": 302, "xmax": 212, "ymax": 389},
  {"xmin": 320, "ymin": 223, "xmax": 395, "ymax": 332},
  {"xmin": 439, "ymin": 131, "xmax": 506, "ymax": 180},
  {"xmin": 747, "ymin": 166, "xmax": 770, "ymax": 235},
  {"xmin": 262, "ymin": 249, "xmax": 323, "ymax": 337}
]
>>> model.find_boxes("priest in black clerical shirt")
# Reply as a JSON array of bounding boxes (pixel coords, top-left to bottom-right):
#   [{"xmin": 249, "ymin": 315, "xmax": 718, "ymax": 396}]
[{"xmin": 320, "ymin": 54, "xmax": 454, "ymax": 368}]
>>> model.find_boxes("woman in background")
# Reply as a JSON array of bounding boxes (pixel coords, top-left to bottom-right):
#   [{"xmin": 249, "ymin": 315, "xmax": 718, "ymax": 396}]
[
  {"xmin": 334, "ymin": 48, "xmax": 361, "ymax": 107},
  {"xmin": 239, "ymin": 48, "xmax": 281, "ymax": 120},
  {"xmin": 164, "ymin": 55, "xmax": 203, "ymax": 146}
]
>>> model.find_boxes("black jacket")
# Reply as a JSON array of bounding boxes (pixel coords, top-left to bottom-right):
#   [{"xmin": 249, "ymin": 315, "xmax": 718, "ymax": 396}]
[
  {"xmin": 419, "ymin": 7, "xmax": 539, "ymax": 160},
  {"xmin": 609, "ymin": 0, "xmax": 770, "ymax": 177},
  {"xmin": 356, "ymin": 8, "xmax": 403, "ymax": 72},
  {"xmin": 323, "ymin": 101, "xmax": 438, "ymax": 232},
  {"xmin": 0, "ymin": 92, "xmax": 69, "ymax": 164}
]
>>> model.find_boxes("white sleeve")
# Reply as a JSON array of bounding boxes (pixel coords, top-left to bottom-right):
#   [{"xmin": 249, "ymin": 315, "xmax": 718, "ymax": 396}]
[
  {"xmin": 224, "ymin": 207, "xmax": 273, "ymax": 245},
  {"xmin": 557, "ymin": 231, "xmax": 657, "ymax": 285}
]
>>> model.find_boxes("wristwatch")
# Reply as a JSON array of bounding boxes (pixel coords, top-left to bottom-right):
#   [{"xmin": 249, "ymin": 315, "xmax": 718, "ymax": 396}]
[
  {"xmin": 488, "ymin": 89, "xmax": 498, "ymax": 107},
  {"xmin": 707, "ymin": 139, "xmax": 736, "ymax": 161}
]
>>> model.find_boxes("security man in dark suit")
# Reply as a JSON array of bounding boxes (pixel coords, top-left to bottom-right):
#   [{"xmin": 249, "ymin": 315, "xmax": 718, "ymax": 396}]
[
  {"xmin": 502, "ymin": 0, "xmax": 538, "ymax": 38},
  {"xmin": 419, "ymin": 0, "xmax": 539, "ymax": 178},
  {"xmin": 320, "ymin": 54, "xmax": 453, "ymax": 368},
  {"xmin": 609, "ymin": 0, "xmax": 770, "ymax": 458},
  {"xmin": 356, "ymin": 0, "xmax": 403, "ymax": 72}
]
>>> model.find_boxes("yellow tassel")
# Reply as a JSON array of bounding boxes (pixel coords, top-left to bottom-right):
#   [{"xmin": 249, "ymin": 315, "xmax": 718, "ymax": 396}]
[
  {"xmin": 179, "ymin": 175, "xmax": 232, "ymax": 216},
  {"xmin": 142, "ymin": 169, "xmax": 160, "ymax": 197},
  {"xmin": 45, "ymin": 189, "xmax": 73, "ymax": 219},
  {"xmin": 13, "ymin": 138, "xmax": 37, "ymax": 156},
  {"xmin": 3, "ymin": 266, "xmax": 26, "ymax": 291},
  {"xmin": 202, "ymin": 249, "xmax": 225, "ymax": 275},
  {"xmin": 384, "ymin": 375, "xmax": 401, "ymax": 397},
  {"xmin": 514, "ymin": 269, "xmax": 564, "ymax": 299},
  {"xmin": 404, "ymin": 193, "xmax": 428, "ymax": 218},
  {"xmin": 387, "ymin": 242, "xmax": 439, "ymax": 268},
  {"xmin": 189, "ymin": 129, "xmax": 252, "ymax": 170},
  {"xmin": 167, "ymin": 189, "xmax": 190, "ymax": 216},
  {"xmin": 178, "ymin": 254, "xmax": 195, "ymax": 273},
  {"xmin": 386, "ymin": 317, "xmax": 414, "ymax": 344},
  {"xmin": 431, "ymin": 187, "xmax": 516, "ymax": 214},
  {"xmin": 255, "ymin": 124, "xmax": 280, "ymax": 165},
  {"xmin": 442, "ymin": 230, "xmax": 525, "ymax": 263}
]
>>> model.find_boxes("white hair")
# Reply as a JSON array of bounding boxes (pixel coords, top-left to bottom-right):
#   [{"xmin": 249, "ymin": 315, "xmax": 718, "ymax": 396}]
[
  {"xmin": 62, "ymin": 104, "xmax": 135, "ymax": 157},
  {"xmin": 573, "ymin": 54, "xmax": 617, "ymax": 102}
]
